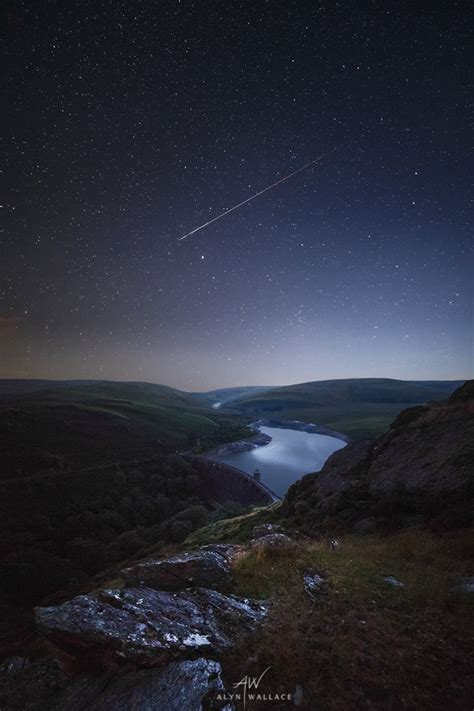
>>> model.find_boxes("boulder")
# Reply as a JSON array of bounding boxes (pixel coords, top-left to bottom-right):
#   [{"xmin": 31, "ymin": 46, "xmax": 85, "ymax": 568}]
[
  {"xmin": 200, "ymin": 543, "xmax": 245, "ymax": 564},
  {"xmin": 0, "ymin": 657, "xmax": 67, "ymax": 711},
  {"xmin": 0, "ymin": 657, "xmax": 232, "ymax": 711},
  {"xmin": 382, "ymin": 576, "xmax": 405, "ymax": 588},
  {"xmin": 36, "ymin": 586, "xmax": 269, "ymax": 666},
  {"xmin": 51, "ymin": 658, "xmax": 232, "ymax": 711},
  {"xmin": 302, "ymin": 570, "xmax": 326, "ymax": 601},
  {"xmin": 0, "ymin": 657, "xmax": 30, "ymax": 674},
  {"xmin": 252, "ymin": 523, "xmax": 283, "ymax": 538},
  {"xmin": 122, "ymin": 550, "xmax": 230, "ymax": 591},
  {"xmin": 453, "ymin": 577, "xmax": 474, "ymax": 593},
  {"xmin": 250, "ymin": 533, "xmax": 296, "ymax": 550}
]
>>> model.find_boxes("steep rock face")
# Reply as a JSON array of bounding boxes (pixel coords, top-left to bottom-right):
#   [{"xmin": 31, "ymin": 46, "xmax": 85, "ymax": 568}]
[
  {"xmin": 35, "ymin": 586, "xmax": 269, "ymax": 666},
  {"xmin": 284, "ymin": 381, "xmax": 474, "ymax": 528},
  {"xmin": 308, "ymin": 439, "xmax": 373, "ymax": 495},
  {"xmin": 366, "ymin": 414, "xmax": 472, "ymax": 493},
  {"xmin": 122, "ymin": 550, "xmax": 230, "ymax": 591}
]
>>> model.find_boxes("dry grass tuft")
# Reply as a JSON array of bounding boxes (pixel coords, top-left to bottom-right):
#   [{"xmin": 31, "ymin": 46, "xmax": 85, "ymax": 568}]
[{"xmin": 220, "ymin": 529, "xmax": 474, "ymax": 710}]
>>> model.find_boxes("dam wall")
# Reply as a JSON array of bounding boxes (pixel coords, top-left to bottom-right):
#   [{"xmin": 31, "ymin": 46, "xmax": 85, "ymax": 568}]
[{"xmin": 182, "ymin": 455, "xmax": 279, "ymax": 507}]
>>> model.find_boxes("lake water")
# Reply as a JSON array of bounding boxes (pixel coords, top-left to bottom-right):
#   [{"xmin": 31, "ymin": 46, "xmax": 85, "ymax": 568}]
[{"xmin": 214, "ymin": 425, "xmax": 346, "ymax": 497}]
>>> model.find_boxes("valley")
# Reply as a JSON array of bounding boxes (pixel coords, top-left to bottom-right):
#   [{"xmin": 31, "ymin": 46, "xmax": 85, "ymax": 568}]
[
  {"xmin": 0, "ymin": 380, "xmax": 472, "ymax": 710},
  {"xmin": 0, "ymin": 379, "xmax": 471, "ymax": 699}
]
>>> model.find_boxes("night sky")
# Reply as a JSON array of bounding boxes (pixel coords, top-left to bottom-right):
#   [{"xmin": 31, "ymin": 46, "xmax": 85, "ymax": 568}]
[{"xmin": 2, "ymin": 2, "xmax": 472, "ymax": 389}]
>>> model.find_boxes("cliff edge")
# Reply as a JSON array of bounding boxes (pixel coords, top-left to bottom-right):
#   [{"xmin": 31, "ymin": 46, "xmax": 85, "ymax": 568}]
[{"xmin": 283, "ymin": 380, "xmax": 474, "ymax": 532}]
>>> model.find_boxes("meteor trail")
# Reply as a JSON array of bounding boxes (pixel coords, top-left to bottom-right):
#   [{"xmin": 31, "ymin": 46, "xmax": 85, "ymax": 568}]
[{"xmin": 177, "ymin": 148, "xmax": 338, "ymax": 241}]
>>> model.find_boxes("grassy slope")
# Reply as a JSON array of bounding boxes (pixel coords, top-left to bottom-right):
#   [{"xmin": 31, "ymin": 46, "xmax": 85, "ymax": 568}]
[
  {"xmin": 194, "ymin": 385, "xmax": 276, "ymax": 406},
  {"xmin": 0, "ymin": 382, "xmax": 248, "ymax": 473},
  {"xmin": 224, "ymin": 532, "xmax": 473, "ymax": 710},
  {"xmin": 0, "ymin": 378, "xmax": 466, "ymax": 472},
  {"xmin": 228, "ymin": 378, "xmax": 464, "ymax": 438},
  {"xmin": 2, "ymin": 378, "xmax": 463, "ymax": 442},
  {"xmin": 184, "ymin": 509, "xmax": 473, "ymax": 710},
  {"xmin": 0, "ymin": 379, "xmax": 101, "ymax": 399}
]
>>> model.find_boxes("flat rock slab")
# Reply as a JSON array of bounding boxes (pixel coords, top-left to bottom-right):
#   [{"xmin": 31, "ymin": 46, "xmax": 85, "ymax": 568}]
[
  {"xmin": 36, "ymin": 586, "xmax": 269, "ymax": 666},
  {"xmin": 122, "ymin": 550, "xmax": 230, "ymax": 591},
  {"xmin": 51, "ymin": 658, "xmax": 232, "ymax": 711}
]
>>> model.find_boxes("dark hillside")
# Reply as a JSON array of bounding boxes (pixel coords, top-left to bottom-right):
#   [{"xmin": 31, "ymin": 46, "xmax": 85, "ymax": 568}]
[
  {"xmin": 0, "ymin": 379, "xmax": 100, "ymax": 400},
  {"xmin": 0, "ymin": 381, "xmax": 252, "ymax": 475},
  {"xmin": 283, "ymin": 380, "xmax": 474, "ymax": 533},
  {"xmin": 229, "ymin": 378, "xmax": 464, "ymax": 438}
]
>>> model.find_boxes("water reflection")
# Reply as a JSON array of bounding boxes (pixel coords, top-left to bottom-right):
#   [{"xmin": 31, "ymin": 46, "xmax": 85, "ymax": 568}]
[{"xmin": 214, "ymin": 425, "xmax": 346, "ymax": 496}]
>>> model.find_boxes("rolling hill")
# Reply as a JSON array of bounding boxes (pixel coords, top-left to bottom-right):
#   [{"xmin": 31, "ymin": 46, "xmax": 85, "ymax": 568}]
[
  {"xmin": 0, "ymin": 379, "xmax": 100, "ymax": 400},
  {"xmin": 0, "ymin": 378, "xmax": 466, "ymax": 474},
  {"xmin": 194, "ymin": 385, "xmax": 275, "ymax": 407},
  {"xmin": 0, "ymin": 381, "xmax": 251, "ymax": 475},
  {"xmin": 226, "ymin": 378, "xmax": 465, "ymax": 438}
]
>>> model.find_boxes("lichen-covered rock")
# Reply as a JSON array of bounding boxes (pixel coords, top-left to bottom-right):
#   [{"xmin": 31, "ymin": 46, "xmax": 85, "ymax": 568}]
[
  {"xmin": 382, "ymin": 576, "xmax": 405, "ymax": 588},
  {"xmin": 252, "ymin": 523, "xmax": 283, "ymax": 538},
  {"xmin": 453, "ymin": 577, "xmax": 474, "ymax": 593},
  {"xmin": 0, "ymin": 657, "xmax": 67, "ymax": 711},
  {"xmin": 302, "ymin": 570, "xmax": 326, "ymax": 601},
  {"xmin": 250, "ymin": 533, "xmax": 296, "ymax": 549},
  {"xmin": 51, "ymin": 658, "xmax": 233, "ymax": 711},
  {"xmin": 122, "ymin": 550, "xmax": 230, "ymax": 591},
  {"xmin": 0, "ymin": 657, "xmax": 30, "ymax": 675},
  {"xmin": 36, "ymin": 586, "xmax": 269, "ymax": 666},
  {"xmin": 200, "ymin": 543, "xmax": 245, "ymax": 564},
  {"xmin": 0, "ymin": 657, "xmax": 233, "ymax": 711}
]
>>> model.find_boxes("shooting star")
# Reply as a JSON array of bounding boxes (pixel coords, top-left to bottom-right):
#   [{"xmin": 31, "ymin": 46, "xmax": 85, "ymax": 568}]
[{"xmin": 178, "ymin": 147, "xmax": 338, "ymax": 241}]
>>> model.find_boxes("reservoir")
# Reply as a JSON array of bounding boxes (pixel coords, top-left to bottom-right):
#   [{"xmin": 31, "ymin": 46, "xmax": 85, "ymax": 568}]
[{"xmin": 213, "ymin": 425, "xmax": 347, "ymax": 497}]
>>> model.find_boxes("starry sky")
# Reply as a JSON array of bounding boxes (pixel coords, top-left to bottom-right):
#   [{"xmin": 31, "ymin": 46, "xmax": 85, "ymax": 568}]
[{"xmin": 2, "ymin": 2, "xmax": 472, "ymax": 390}]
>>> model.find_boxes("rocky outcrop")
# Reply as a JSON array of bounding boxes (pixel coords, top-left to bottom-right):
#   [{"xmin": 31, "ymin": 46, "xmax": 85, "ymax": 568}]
[
  {"xmin": 302, "ymin": 570, "xmax": 326, "ymax": 601},
  {"xmin": 122, "ymin": 550, "xmax": 230, "ymax": 591},
  {"xmin": 200, "ymin": 543, "xmax": 245, "ymax": 564},
  {"xmin": 0, "ymin": 657, "xmax": 67, "ymax": 711},
  {"xmin": 0, "ymin": 657, "xmax": 231, "ymax": 711},
  {"xmin": 28, "ymin": 541, "xmax": 269, "ymax": 708},
  {"xmin": 36, "ymin": 586, "xmax": 269, "ymax": 666},
  {"xmin": 251, "ymin": 533, "xmax": 296, "ymax": 549},
  {"xmin": 252, "ymin": 523, "xmax": 283, "ymax": 538},
  {"xmin": 284, "ymin": 381, "xmax": 474, "ymax": 530},
  {"xmin": 382, "ymin": 576, "xmax": 405, "ymax": 588},
  {"xmin": 454, "ymin": 577, "xmax": 474, "ymax": 593}
]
